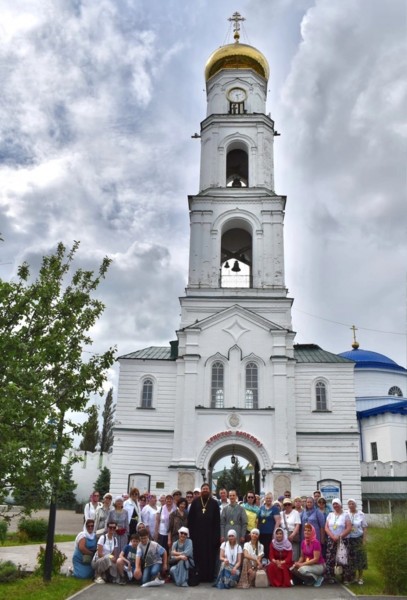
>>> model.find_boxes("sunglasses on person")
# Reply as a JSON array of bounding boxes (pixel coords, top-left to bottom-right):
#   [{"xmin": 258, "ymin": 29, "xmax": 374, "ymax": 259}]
[
  {"xmin": 179, "ymin": 532, "xmax": 187, "ymax": 536},
  {"xmin": 247, "ymin": 495, "xmax": 254, "ymax": 499},
  {"xmin": 108, "ymin": 525, "xmax": 117, "ymax": 529}
]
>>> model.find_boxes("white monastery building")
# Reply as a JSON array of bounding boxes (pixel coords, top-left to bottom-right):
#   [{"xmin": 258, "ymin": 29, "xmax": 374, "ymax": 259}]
[{"xmin": 111, "ymin": 15, "xmax": 362, "ymax": 503}]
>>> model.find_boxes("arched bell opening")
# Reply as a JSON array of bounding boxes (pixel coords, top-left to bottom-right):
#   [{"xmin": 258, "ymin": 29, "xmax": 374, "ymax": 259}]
[
  {"xmin": 221, "ymin": 222, "xmax": 252, "ymax": 288},
  {"xmin": 226, "ymin": 147, "xmax": 248, "ymax": 187}
]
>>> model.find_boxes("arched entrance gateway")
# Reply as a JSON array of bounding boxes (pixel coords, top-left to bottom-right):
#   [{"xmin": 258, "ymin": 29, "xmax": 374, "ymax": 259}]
[{"xmin": 197, "ymin": 429, "xmax": 272, "ymax": 496}]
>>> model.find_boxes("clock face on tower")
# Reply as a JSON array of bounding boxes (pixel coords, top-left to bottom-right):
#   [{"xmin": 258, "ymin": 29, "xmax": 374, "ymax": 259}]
[{"xmin": 227, "ymin": 87, "xmax": 247, "ymax": 102}]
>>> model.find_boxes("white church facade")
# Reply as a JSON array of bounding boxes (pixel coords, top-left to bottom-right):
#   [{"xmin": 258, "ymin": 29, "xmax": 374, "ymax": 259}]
[{"xmin": 110, "ymin": 18, "xmax": 362, "ymax": 504}]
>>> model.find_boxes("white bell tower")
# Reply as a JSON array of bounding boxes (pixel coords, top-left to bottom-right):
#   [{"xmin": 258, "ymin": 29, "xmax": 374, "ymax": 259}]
[{"xmin": 181, "ymin": 13, "xmax": 291, "ymax": 332}]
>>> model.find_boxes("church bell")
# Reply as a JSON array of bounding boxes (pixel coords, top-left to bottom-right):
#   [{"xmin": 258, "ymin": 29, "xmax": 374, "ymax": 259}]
[{"xmin": 231, "ymin": 261, "xmax": 241, "ymax": 272}]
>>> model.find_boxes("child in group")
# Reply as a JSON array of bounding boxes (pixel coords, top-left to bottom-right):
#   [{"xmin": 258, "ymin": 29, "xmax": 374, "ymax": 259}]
[{"xmin": 117, "ymin": 533, "xmax": 140, "ymax": 585}]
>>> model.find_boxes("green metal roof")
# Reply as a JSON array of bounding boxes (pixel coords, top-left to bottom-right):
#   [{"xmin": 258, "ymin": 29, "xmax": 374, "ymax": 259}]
[
  {"xmin": 294, "ymin": 344, "xmax": 351, "ymax": 364},
  {"xmin": 119, "ymin": 346, "xmax": 173, "ymax": 360},
  {"xmin": 120, "ymin": 343, "xmax": 350, "ymax": 364}
]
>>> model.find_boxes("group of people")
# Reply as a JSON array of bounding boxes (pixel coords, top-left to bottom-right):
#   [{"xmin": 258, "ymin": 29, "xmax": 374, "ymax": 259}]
[{"xmin": 72, "ymin": 484, "xmax": 368, "ymax": 588}]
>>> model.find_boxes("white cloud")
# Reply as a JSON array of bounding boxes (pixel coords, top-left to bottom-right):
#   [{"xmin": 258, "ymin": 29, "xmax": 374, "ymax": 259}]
[{"xmin": 1, "ymin": 0, "xmax": 406, "ymax": 401}]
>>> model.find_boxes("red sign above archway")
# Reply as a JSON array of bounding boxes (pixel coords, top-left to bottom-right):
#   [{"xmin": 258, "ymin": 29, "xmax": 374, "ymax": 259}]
[{"xmin": 206, "ymin": 430, "xmax": 263, "ymax": 447}]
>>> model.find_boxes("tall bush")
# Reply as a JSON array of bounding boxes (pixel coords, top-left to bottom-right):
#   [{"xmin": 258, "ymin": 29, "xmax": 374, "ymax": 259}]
[{"xmin": 369, "ymin": 517, "xmax": 407, "ymax": 595}]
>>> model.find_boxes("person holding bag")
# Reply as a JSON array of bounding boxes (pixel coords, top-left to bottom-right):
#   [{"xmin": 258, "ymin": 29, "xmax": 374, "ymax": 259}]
[
  {"xmin": 280, "ymin": 498, "xmax": 301, "ymax": 560},
  {"xmin": 324, "ymin": 498, "xmax": 352, "ymax": 584}
]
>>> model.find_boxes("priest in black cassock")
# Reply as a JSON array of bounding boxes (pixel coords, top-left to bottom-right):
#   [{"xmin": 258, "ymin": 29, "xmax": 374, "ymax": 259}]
[{"xmin": 188, "ymin": 482, "xmax": 220, "ymax": 582}]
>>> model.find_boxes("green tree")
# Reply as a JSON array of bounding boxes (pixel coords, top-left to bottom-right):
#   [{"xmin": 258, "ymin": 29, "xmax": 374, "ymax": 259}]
[
  {"xmin": 216, "ymin": 466, "xmax": 232, "ymax": 495},
  {"xmin": 0, "ymin": 241, "xmax": 115, "ymax": 578},
  {"xmin": 79, "ymin": 405, "xmax": 100, "ymax": 452},
  {"xmin": 216, "ymin": 459, "xmax": 247, "ymax": 498},
  {"xmin": 100, "ymin": 387, "xmax": 115, "ymax": 452},
  {"xmin": 94, "ymin": 467, "xmax": 111, "ymax": 497},
  {"xmin": 57, "ymin": 463, "xmax": 77, "ymax": 509}
]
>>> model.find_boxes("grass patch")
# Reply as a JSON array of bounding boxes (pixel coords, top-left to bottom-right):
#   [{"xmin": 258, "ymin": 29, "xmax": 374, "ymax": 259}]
[
  {"xmin": 352, "ymin": 524, "xmax": 407, "ymax": 596},
  {"xmin": 2, "ymin": 533, "xmax": 75, "ymax": 547},
  {"xmin": 0, "ymin": 574, "xmax": 91, "ymax": 600}
]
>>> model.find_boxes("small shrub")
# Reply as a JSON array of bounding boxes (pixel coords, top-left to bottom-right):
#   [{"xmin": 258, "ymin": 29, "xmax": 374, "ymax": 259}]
[
  {"xmin": 18, "ymin": 517, "xmax": 48, "ymax": 542},
  {"xmin": 0, "ymin": 560, "xmax": 19, "ymax": 583},
  {"xmin": 369, "ymin": 517, "xmax": 407, "ymax": 595},
  {"xmin": 36, "ymin": 544, "xmax": 68, "ymax": 576},
  {"xmin": 0, "ymin": 520, "xmax": 8, "ymax": 544}
]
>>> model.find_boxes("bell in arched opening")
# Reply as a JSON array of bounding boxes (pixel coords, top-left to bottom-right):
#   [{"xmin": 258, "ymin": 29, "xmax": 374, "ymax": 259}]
[{"xmin": 231, "ymin": 260, "xmax": 241, "ymax": 272}]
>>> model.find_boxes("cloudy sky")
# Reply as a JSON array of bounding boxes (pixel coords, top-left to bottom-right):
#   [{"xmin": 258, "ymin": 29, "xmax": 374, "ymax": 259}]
[{"xmin": 1, "ymin": 0, "xmax": 406, "ymax": 408}]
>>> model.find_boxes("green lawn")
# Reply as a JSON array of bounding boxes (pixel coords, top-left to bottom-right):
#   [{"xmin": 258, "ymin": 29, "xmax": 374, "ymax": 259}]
[
  {"xmin": 2, "ymin": 534, "xmax": 75, "ymax": 547},
  {"xmin": 0, "ymin": 575, "xmax": 91, "ymax": 600},
  {"xmin": 351, "ymin": 526, "xmax": 405, "ymax": 596}
]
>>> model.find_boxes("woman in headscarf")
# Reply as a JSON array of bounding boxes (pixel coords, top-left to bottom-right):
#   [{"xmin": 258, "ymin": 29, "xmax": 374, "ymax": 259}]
[
  {"xmin": 107, "ymin": 496, "xmax": 129, "ymax": 554},
  {"xmin": 237, "ymin": 528, "xmax": 264, "ymax": 588},
  {"xmin": 72, "ymin": 519, "xmax": 97, "ymax": 578},
  {"xmin": 300, "ymin": 496, "xmax": 325, "ymax": 543},
  {"xmin": 169, "ymin": 526, "xmax": 194, "ymax": 587},
  {"xmin": 346, "ymin": 499, "xmax": 368, "ymax": 585},
  {"xmin": 292, "ymin": 523, "xmax": 325, "ymax": 587},
  {"xmin": 267, "ymin": 527, "xmax": 293, "ymax": 587},
  {"xmin": 325, "ymin": 498, "xmax": 352, "ymax": 583},
  {"xmin": 215, "ymin": 529, "xmax": 243, "ymax": 589}
]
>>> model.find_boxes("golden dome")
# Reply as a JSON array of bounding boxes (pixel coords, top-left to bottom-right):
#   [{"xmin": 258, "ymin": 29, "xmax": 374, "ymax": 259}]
[{"xmin": 205, "ymin": 42, "xmax": 270, "ymax": 82}]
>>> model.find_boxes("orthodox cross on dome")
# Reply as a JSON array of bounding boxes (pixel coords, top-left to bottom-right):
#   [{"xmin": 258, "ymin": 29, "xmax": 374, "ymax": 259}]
[
  {"xmin": 350, "ymin": 324, "xmax": 359, "ymax": 349},
  {"xmin": 228, "ymin": 11, "xmax": 245, "ymax": 42}
]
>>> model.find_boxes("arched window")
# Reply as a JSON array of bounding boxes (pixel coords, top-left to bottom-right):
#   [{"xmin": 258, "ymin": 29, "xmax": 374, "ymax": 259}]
[
  {"xmin": 226, "ymin": 148, "xmax": 248, "ymax": 187},
  {"xmin": 388, "ymin": 386, "xmax": 402, "ymax": 397},
  {"xmin": 315, "ymin": 381, "xmax": 327, "ymax": 411},
  {"xmin": 211, "ymin": 362, "xmax": 224, "ymax": 408},
  {"xmin": 141, "ymin": 378, "xmax": 153, "ymax": 408},
  {"xmin": 245, "ymin": 362, "xmax": 258, "ymax": 408},
  {"xmin": 221, "ymin": 226, "xmax": 252, "ymax": 288}
]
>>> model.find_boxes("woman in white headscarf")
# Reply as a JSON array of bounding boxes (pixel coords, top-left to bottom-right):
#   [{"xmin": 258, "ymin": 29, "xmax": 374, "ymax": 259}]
[
  {"xmin": 72, "ymin": 519, "xmax": 97, "ymax": 578},
  {"xmin": 324, "ymin": 498, "xmax": 352, "ymax": 583},
  {"xmin": 346, "ymin": 499, "xmax": 368, "ymax": 585},
  {"xmin": 169, "ymin": 526, "xmax": 194, "ymax": 587},
  {"xmin": 237, "ymin": 528, "xmax": 264, "ymax": 588},
  {"xmin": 215, "ymin": 529, "xmax": 243, "ymax": 589}
]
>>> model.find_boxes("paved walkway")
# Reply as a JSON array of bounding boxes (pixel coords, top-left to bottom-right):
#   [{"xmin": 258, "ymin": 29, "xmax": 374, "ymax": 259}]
[{"xmin": 69, "ymin": 581, "xmax": 355, "ymax": 600}]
